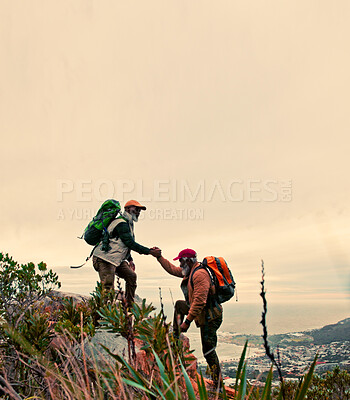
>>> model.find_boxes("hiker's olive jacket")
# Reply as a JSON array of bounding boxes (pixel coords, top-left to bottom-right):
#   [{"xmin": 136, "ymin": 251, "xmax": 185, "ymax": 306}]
[
  {"xmin": 93, "ymin": 211, "xmax": 150, "ymax": 267},
  {"xmin": 157, "ymin": 257, "xmax": 222, "ymax": 327}
]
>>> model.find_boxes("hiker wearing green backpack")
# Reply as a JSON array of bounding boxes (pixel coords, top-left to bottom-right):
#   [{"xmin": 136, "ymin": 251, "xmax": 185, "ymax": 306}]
[
  {"xmin": 92, "ymin": 200, "xmax": 159, "ymax": 307},
  {"xmin": 151, "ymin": 247, "xmax": 226, "ymax": 390}
]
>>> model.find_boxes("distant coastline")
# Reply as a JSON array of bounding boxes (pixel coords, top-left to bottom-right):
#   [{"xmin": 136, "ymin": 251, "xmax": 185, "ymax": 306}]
[{"xmin": 188, "ymin": 317, "xmax": 350, "ymax": 363}]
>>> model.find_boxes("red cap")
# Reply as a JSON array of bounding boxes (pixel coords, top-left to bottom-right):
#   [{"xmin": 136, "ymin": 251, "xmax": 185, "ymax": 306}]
[
  {"xmin": 173, "ymin": 248, "xmax": 197, "ymax": 261},
  {"xmin": 124, "ymin": 200, "xmax": 147, "ymax": 210}
]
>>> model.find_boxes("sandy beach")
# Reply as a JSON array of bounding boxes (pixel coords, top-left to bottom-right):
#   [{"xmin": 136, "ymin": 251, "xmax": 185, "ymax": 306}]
[{"xmin": 187, "ymin": 331, "xmax": 261, "ymax": 364}]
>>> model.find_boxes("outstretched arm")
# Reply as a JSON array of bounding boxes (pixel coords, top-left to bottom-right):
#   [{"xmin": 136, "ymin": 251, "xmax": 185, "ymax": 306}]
[
  {"xmin": 113, "ymin": 222, "xmax": 150, "ymax": 254},
  {"xmin": 158, "ymin": 257, "xmax": 183, "ymax": 277}
]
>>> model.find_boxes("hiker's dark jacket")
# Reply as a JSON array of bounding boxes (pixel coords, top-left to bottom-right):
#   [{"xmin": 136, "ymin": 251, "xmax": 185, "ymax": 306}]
[
  {"xmin": 157, "ymin": 257, "xmax": 222, "ymax": 327},
  {"xmin": 93, "ymin": 211, "xmax": 150, "ymax": 267}
]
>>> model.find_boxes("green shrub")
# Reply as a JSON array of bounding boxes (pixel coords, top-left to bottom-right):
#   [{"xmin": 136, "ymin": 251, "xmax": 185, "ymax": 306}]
[
  {"xmin": 307, "ymin": 367, "xmax": 350, "ymax": 400},
  {"xmin": 17, "ymin": 307, "xmax": 53, "ymax": 352},
  {"xmin": 55, "ymin": 297, "xmax": 95, "ymax": 341},
  {"xmin": 0, "ymin": 252, "xmax": 61, "ymax": 324}
]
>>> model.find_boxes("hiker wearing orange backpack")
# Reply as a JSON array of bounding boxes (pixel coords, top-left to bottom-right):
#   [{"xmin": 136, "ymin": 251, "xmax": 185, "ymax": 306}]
[{"xmin": 151, "ymin": 248, "xmax": 224, "ymax": 389}]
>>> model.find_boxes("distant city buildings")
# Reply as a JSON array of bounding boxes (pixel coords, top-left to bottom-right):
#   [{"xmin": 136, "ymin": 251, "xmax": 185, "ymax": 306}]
[{"xmin": 197, "ymin": 337, "xmax": 350, "ymax": 386}]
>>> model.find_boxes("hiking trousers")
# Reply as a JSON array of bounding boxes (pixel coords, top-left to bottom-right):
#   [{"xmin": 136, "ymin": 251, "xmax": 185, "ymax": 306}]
[
  {"xmin": 92, "ymin": 256, "xmax": 137, "ymax": 307},
  {"xmin": 173, "ymin": 300, "xmax": 223, "ymax": 386}
]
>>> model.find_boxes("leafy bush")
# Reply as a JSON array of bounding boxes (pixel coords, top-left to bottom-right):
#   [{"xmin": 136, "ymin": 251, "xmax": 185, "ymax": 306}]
[
  {"xmin": 0, "ymin": 252, "xmax": 61, "ymax": 324},
  {"xmin": 0, "ymin": 253, "xmax": 61, "ymax": 397},
  {"xmin": 308, "ymin": 367, "xmax": 350, "ymax": 400},
  {"xmin": 272, "ymin": 368, "xmax": 350, "ymax": 400}
]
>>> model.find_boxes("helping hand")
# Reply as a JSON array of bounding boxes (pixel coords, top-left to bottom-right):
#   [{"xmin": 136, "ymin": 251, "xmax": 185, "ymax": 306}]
[{"xmin": 149, "ymin": 247, "xmax": 162, "ymax": 258}]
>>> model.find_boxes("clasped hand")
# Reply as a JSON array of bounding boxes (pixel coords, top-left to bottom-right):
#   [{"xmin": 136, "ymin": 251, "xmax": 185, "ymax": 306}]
[{"xmin": 149, "ymin": 247, "xmax": 162, "ymax": 258}]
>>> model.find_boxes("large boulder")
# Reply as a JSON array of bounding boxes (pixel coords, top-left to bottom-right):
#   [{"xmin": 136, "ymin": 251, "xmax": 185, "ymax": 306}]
[{"xmin": 77, "ymin": 328, "xmax": 136, "ymax": 365}]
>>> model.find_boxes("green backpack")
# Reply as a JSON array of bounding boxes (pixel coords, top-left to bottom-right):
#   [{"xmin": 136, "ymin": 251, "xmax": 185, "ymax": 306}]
[
  {"xmin": 83, "ymin": 199, "xmax": 121, "ymax": 250},
  {"xmin": 71, "ymin": 199, "xmax": 122, "ymax": 269}
]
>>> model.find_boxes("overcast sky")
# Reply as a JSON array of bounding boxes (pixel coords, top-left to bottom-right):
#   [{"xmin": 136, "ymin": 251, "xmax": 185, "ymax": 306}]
[{"xmin": 1, "ymin": 1, "xmax": 349, "ymax": 313}]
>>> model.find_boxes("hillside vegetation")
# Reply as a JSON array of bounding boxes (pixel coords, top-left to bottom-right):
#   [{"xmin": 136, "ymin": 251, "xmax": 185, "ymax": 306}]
[{"xmin": 0, "ymin": 252, "xmax": 349, "ymax": 399}]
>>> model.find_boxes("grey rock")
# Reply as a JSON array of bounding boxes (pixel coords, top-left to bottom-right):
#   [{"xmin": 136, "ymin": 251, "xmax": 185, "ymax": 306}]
[{"xmin": 77, "ymin": 329, "xmax": 138, "ymax": 366}]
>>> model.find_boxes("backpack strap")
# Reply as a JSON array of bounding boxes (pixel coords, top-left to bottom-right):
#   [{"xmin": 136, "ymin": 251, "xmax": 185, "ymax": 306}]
[
  {"xmin": 108, "ymin": 216, "xmax": 128, "ymax": 239},
  {"xmin": 190, "ymin": 264, "xmax": 219, "ymax": 310},
  {"xmin": 190, "ymin": 264, "xmax": 215, "ymax": 289},
  {"xmin": 70, "ymin": 245, "xmax": 97, "ymax": 269}
]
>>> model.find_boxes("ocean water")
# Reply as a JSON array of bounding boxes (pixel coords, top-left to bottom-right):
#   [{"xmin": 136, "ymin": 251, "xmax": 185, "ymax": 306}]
[
  {"xmin": 218, "ymin": 301, "xmax": 350, "ymax": 335},
  {"xmin": 187, "ymin": 333, "xmax": 241, "ymax": 363}
]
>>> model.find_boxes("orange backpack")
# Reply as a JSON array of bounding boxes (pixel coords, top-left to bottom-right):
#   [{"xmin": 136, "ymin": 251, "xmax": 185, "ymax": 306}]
[{"xmin": 191, "ymin": 256, "xmax": 236, "ymax": 304}]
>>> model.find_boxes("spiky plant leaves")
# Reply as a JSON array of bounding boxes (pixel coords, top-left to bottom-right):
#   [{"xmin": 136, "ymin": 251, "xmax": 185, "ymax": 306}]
[
  {"xmin": 237, "ymin": 361, "xmax": 247, "ymax": 400},
  {"xmin": 136, "ymin": 311, "xmax": 170, "ymax": 359},
  {"xmin": 132, "ymin": 299, "xmax": 156, "ymax": 325},
  {"xmin": 98, "ymin": 302, "xmax": 129, "ymax": 337},
  {"xmin": 196, "ymin": 371, "xmax": 209, "ymax": 400},
  {"xmin": 261, "ymin": 365, "xmax": 273, "ymax": 400},
  {"xmin": 294, "ymin": 355, "xmax": 318, "ymax": 400},
  {"xmin": 55, "ymin": 297, "xmax": 94, "ymax": 341},
  {"xmin": 105, "ymin": 348, "xmax": 170, "ymax": 399},
  {"xmin": 179, "ymin": 358, "xmax": 196, "ymax": 400},
  {"xmin": 121, "ymin": 379, "xmax": 159, "ymax": 398},
  {"xmin": 101, "ymin": 348, "xmax": 141, "ymax": 383},
  {"xmin": 151, "ymin": 348, "xmax": 176, "ymax": 400},
  {"xmin": 17, "ymin": 308, "xmax": 53, "ymax": 352},
  {"xmin": 234, "ymin": 340, "xmax": 248, "ymax": 393},
  {"xmin": 221, "ymin": 384, "xmax": 229, "ymax": 400}
]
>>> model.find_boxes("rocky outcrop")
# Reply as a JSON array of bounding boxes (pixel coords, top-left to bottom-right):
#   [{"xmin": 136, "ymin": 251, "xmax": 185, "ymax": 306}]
[{"xmin": 76, "ymin": 329, "xmax": 133, "ymax": 365}]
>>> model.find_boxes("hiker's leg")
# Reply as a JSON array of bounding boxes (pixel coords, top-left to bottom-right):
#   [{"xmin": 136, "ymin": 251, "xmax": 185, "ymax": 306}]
[
  {"xmin": 173, "ymin": 300, "xmax": 189, "ymax": 337},
  {"xmin": 200, "ymin": 316, "xmax": 223, "ymax": 388},
  {"xmin": 92, "ymin": 256, "xmax": 115, "ymax": 291},
  {"xmin": 115, "ymin": 261, "xmax": 137, "ymax": 307}
]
